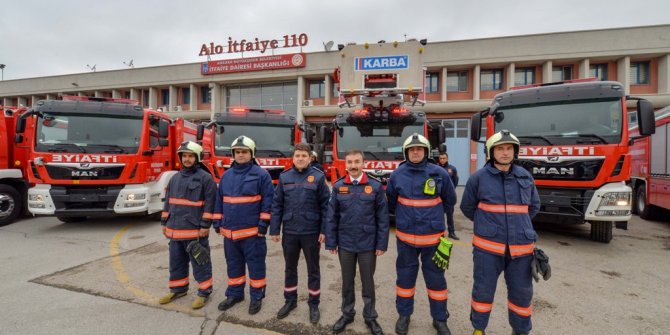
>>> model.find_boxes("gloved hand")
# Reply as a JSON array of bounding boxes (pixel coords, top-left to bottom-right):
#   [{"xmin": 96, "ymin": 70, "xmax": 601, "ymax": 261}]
[
  {"xmin": 187, "ymin": 240, "xmax": 211, "ymax": 266},
  {"xmin": 258, "ymin": 220, "xmax": 269, "ymax": 235},
  {"xmin": 531, "ymin": 248, "xmax": 551, "ymax": 282},
  {"xmin": 432, "ymin": 237, "xmax": 453, "ymax": 270}
]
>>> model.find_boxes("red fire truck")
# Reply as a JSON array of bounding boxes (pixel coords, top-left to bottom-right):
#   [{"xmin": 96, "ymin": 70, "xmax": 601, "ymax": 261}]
[
  {"xmin": 198, "ymin": 107, "xmax": 302, "ymax": 183},
  {"xmin": 0, "ymin": 105, "xmax": 30, "ymax": 225},
  {"xmin": 14, "ymin": 96, "xmax": 210, "ymax": 223},
  {"xmin": 630, "ymin": 104, "xmax": 670, "ymax": 219},
  {"xmin": 322, "ymin": 40, "xmax": 444, "ymax": 184},
  {"xmin": 471, "ymin": 79, "xmax": 655, "ymax": 242}
]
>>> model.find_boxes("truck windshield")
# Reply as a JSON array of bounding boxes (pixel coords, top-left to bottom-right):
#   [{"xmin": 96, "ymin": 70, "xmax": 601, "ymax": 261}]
[
  {"xmin": 35, "ymin": 113, "xmax": 144, "ymax": 154},
  {"xmin": 336, "ymin": 123, "xmax": 424, "ymax": 160},
  {"xmin": 215, "ymin": 124, "xmax": 294, "ymax": 157},
  {"xmin": 494, "ymin": 98, "xmax": 623, "ymax": 145}
]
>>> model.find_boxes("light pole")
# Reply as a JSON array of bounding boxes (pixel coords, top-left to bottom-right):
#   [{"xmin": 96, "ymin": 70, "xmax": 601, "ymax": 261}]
[{"xmin": 0, "ymin": 64, "xmax": 5, "ymax": 80}]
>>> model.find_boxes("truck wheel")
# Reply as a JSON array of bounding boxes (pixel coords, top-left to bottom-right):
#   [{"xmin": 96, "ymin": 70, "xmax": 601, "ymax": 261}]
[
  {"xmin": 57, "ymin": 216, "xmax": 87, "ymax": 223},
  {"xmin": 590, "ymin": 221, "xmax": 613, "ymax": 243},
  {"xmin": 0, "ymin": 185, "xmax": 22, "ymax": 226},
  {"xmin": 636, "ymin": 185, "xmax": 654, "ymax": 220}
]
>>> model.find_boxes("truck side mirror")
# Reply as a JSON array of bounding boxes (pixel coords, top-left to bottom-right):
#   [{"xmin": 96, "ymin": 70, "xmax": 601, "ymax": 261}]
[
  {"xmin": 636, "ymin": 99, "xmax": 655, "ymax": 136},
  {"xmin": 305, "ymin": 128, "xmax": 315, "ymax": 143},
  {"xmin": 196, "ymin": 124, "xmax": 205, "ymax": 141},
  {"xmin": 471, "ymin": 112, "xmax": 483, "ymax": 142},
  {"xmin": 438, "ymin": 125, "xmax": 446, "ymax": 144},
  {"xmin": 158, "ymin": 119, "xmax": 169, "ymax": 139},
  {"xmin": 318, "ymin": 126, "xmax": 326, "ymax": 143},
  {"xmin": 439, "ymin": 143, "xmax": 447, "ymax": 154}
]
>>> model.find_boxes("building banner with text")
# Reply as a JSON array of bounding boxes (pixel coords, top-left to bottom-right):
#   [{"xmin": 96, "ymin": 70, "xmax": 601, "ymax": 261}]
[{"xmin": 201, "ymin": 53, "xmax": 306, "ymax": 75}]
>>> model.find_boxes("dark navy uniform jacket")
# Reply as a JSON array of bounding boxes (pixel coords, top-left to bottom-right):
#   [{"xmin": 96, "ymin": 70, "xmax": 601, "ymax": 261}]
[
  {"xmin": 325, "ymin": 173, "xmax": 390, "ymax": 253},
  {"xmin": 213, "ymin": 160, "xmax": 274, "ymax": 238},
  {"xmin": 460, "ymin": 162, "xmax": 541, "ymax": 258},
  {"xmin": 386, "ymin": 159, "xmax": 457, "ymax": 247},
  {"xmin": 438, "ymin": 162, "xmax": 459, "ymax": 187},
  {"xmin": 161, "ymin": 166, "xmax": 217, "ymax": 240},
  {"xmin": 270, "ymin": 166, "xmax": 330, "ymax": 236}
]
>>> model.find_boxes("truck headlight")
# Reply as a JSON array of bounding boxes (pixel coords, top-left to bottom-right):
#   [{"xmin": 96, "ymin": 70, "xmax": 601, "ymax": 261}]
[
  {"xmin": 126, "ymin": 193, "xmax": 146, "ymax": 201},
  {"xmin": 599, "ymin": 192, "xmax": 630, "ymax": 207},
  {"xmin": 29, "ymin": 194, "xmax": 44, "ymax": 202}
]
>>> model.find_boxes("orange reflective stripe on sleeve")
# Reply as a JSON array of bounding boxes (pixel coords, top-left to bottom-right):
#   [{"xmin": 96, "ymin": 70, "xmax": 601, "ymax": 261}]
[
  {"xmin": 427, "ymin": 289, "xmax": 448, "ymax": 301},
  {"xmin": 220, "ymin": 227, "xmax": 259, "ymax": 240},
  {"xmin": 508, "ymin": 301, "xmax": 532, "ymax": 317},
  {"xmin": 223, "ymin": 195, "xmax": 262, "ymax": 204},
  {"xmin": 478, "ymin": 202, "xmax": 528, "ymax": 214},
  {"xmin": 471, "ymin": 299, "xmax": 493, "ymax": 313},
  {"xmin": 169, "ymin": 198, "xmax": 204, "ymax": 207},
  {"xmin": 472, "ymin": 235, "xmax": 506, "ymax": 255},
  {"xmin": 259, "ymin": 212, "xmax": 271, "ymax": 220},
  {"xmin": 164, "ymin": 228, "xmax": 200, "ymax": 239},
  {"xmin": 250, "ymin": 278, "xmax": 267, "ymax": 288},
  {"xmin": 198, "ymin": 278, "xmax": 213, "ymax": 290},
  {"xmin": 161, "ymin": 211, "xmax": 169, "ymax": 218},
  {"xmin": 396, "ymin": 230, "xmax": 443, "ymax": 247},
  {"xmin": 202, "ymin": 212, "xmax": 214, "ymax": 220},
  {"xmin": 228, "ymin": 275, "xmax": 246, "ymax": 286},
  {"xmin": 396, "ymin": 286, "xmax": 415, "ymax": 298},
  {"xmin": 169, "ymin": 277, "xmax": 189, "ymax": 288},
  {"xmin": 397, "ymin": 196, "xmax": 442, "ymax": 207},
  {"xmin": 212, "ymin": 213, "xmax": 223, "ymax": 220},
  {"xmin": 509, "ymin": 243, "xmax": 535, "ymax": 257}
]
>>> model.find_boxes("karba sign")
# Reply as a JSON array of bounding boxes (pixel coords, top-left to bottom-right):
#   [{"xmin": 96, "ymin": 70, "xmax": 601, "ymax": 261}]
[{"xmin": 199, "ymin": 33, "xmax": 308, "ymax": 56}]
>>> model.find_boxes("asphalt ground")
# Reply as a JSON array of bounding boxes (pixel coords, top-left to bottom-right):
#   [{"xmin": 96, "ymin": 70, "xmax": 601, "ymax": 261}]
[{"xmin": 1, "ymin": 187, "xmax": 669, "ymax": 335}]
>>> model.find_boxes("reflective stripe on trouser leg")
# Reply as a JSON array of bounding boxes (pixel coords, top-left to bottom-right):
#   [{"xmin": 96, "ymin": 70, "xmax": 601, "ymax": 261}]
[
  {"xmin": 224, "ymin": 238, "xmax": 246, "ymax": 299},
  {"xmin": 282, "ymin": 234, "xmax": 300, "ymax": 302},
  {"xmin": 302, "ymin": 234, "xmax": 321, "ymax": 306},
  {"xmin": 189, "ymin": 238, "xmax": 213, "ymax": 297},
  {"xmin": 396, "ymin": 239, "xmax": 420, "ymax": 316},
  {"xmin": 471, "ymin": 248, "xmax": 505, "ymax": 331},
  {"xmin": 504, "ymin": 253, "xmax": 533, "ymax": 333},
  {"xmin": 421, "ymin": 244, "xmax": 449, "ymax": 321},
  {"xmin": 168, "ymin": 240, "xmax": 190, "ymax": 293},
  {"xmin": 245, "ymin": 237, "xmax": 267, "ymax": 301}
]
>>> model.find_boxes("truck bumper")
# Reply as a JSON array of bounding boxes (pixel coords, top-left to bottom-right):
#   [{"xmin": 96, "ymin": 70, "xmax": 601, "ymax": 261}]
[
  {"xmin": 535, "ymin": 182, "xmax": 631, "ymax": 224},
  {"xmin": 27, "ymin": 184, "xmax": 151, "ymax": 216}
]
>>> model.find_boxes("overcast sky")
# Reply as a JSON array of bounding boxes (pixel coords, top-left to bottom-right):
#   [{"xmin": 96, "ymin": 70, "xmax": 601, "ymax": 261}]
[{"xmin": 1, "ymin": 0, "xmax": 668, "ymax": 80}]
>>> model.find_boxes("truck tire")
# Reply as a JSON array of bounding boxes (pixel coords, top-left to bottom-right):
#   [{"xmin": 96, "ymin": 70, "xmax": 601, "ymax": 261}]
[
  {"xmin": 57, "ymin": 216, "xmax": 87, "ymax": 223},
  {"xmin": 590, "ymin": 221, "xmax": 613, "ymax": 243},
  {"xmin": 0, "ymin": 185, "xmax": 22, "ymax": 226},
  {"xmin": 636, "ymin": 185, "xmax": 654, "ymax": 220}
]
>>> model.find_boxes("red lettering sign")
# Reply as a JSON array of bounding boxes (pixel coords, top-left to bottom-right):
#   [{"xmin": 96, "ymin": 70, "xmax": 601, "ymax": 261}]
[
  {"xmin": 199, "ymin": 33, "xmax": 309, "ymax": 56},
  {"xmin": 201, "ymin": 53, "xmax": 306, "ymax": 75}
]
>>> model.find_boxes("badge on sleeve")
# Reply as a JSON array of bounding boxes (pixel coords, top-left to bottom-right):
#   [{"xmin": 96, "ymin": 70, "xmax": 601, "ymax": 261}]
[
  {"xmin": 307, "ymin": 175, "xmax": 315, "ymax": 183},
  {"xmin": 364, "ymin": 186, "xmax": 373, "ymax": 194},
  {"xmin": 424, "ymin": 178, "xmax": 436, "ymax": 195},
  {"xmin": 338, "ymin": 186, "xmax": 349, "ymax": 194}
]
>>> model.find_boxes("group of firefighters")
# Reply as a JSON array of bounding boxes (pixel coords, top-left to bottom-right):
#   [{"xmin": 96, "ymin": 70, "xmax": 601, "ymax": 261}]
[{"xmin": 158, "ymin": 129, "xmax": 542, "ymax": 335}]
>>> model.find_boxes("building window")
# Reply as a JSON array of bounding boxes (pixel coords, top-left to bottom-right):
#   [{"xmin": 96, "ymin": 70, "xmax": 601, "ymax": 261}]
[
  {"xmin": 309, "ymin": 80, "xmax": 325, "ymax": 98},
  {"xmin": 481, "ymin": 69, "xmax": 503, "ymax": 91},
  {"xmin": 552, "ymin": 65, "xmax": 573, "ymax": 82},
  {"xmin": 160, "ymin": 89, "xmax": 169, "ymax": 106},
  {"xmin": 630, "ymin": 61, "xmax": 650, "ymax": 85},
  {"xmin": 447, "ymin": 71, "xmax": 468, "ymax": 92},
  {"xmin": 515, "ymin": 68, "xmax": 536, "ymax": 86},
  {"xmin": 182, "ymin": 87, "xmax": 190, "ymax": 104},
  {"xmin": 201, "ymin": 86, "xmax": 211, "ymax": 104},
  {"xmin": 124, "ymin": 91, "xmax": 130, "ymax": 99},
  {"xmin": 225, "ymin": 82, "xmax": 298, "ymax": 117},
  {"xmin": 333, "ymin": 82, "xmax": 339, "ymax": 98},
  {"xmin": 426, "ymin": 72, "xmax": 440, "ymax": 93},
  {"xmin": 590, "ymin": 64, "xmax": 608, "ymax": 80}
]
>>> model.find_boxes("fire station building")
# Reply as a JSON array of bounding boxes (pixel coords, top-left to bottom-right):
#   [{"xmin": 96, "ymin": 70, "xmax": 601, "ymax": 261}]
[{"xmin": 2, "ymin": 25, "xmax": 670, "ymax": 184}]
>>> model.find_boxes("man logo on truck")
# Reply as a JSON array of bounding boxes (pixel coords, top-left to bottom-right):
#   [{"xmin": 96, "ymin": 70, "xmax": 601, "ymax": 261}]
[{"xmin": 532, "ymin": 167, "xmax": 575, "ymax": 176}]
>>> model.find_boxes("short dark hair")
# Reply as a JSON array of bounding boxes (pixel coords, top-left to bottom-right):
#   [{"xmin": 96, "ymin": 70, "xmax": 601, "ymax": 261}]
[
  {"xmin": 344, "ymin": 149, "xmax": 364, "ymax": 160},
  {"xmin": 293, "ymin": 143, "xmax": 311, "ymax": 155},
  {"xmin": 439, "ymin": 152, "xmax": 448, "ymax": 158}
]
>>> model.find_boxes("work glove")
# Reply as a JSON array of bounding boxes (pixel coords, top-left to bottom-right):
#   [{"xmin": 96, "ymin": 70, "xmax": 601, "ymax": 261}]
[
  {"xmin": 531, "ymin": 248, "xmax": 551, "ymax": 282},
  {"xmin": 186, "ymin": 240, "xmax": 211, "ymax": 266},
  {"xmin": 432, "ymin": 237, "xmax": 453, "ymax": 270}
]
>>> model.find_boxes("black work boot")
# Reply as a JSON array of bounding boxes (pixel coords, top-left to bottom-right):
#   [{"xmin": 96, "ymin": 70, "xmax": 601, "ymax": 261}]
[
  {"xmin": 448, "ymin": 232, "xmax": 460, "ymax": 240},
  {"xmin": 309, "ymin": 305, "xmax": 320, "ymax": 324},
  {"xmin": 248, "ymin": 299, "xmax": 262, "ymax": 315},
  {"xmin": 217, "ymin": 296, "xmax": 243, "ymax": 311},
  {"xmin": 332, "ymin": 315, "xmax": 354, "ymax": 334},
  {"xmin": 276, "ymin": 300, "xmax": 297, "ymax": 319},
  {"xmin": 432, "ymin": 320, "xmax": 452, "ymax": 335},
  {"xmin": 365, "ymin": 319, "xmax": 384, "ymax": 335},
  {"xmin": 511, "ymin": 332, "xmax": 528, "ymax": 335},
  {"xmin": 395, "ymin": 315, "xmax": 410, "ymax": 335}
]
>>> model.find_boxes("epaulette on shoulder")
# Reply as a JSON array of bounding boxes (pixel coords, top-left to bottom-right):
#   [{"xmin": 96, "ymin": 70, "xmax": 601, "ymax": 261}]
[
  {"xmin": 365, "ymin": 172, "xmax": 382, "ymax": 183},
  {"xmin": 334, "ymin": 175, "xmax": 346, "ymax": 185},
  {"xmin": 309, "ymin": 166, "xmax": 325, "ymax": 174}
]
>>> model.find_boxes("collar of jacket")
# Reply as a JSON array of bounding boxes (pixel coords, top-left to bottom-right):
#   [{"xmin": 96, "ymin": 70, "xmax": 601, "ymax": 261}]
[
  {"xmin": 485, "ymin": 162, "xmax": 525, "ymax": 177},
  {"xmin": 292, "ymin": 165, "xmax": 310, "ymax": 174},
  {"xmin": 405, "ymin": 158, "xmax": 429, "ymax": 171},
  {"xmin": 231, "ymin": 160, "xmax": 254, "ymax": 173},
  {"xmin": 344, "ymin": 172, "xmax": 368, "ymax": 185},
  {"xmin": 179, "ymin": 165, "xmax": 198, "ymax": 176}
]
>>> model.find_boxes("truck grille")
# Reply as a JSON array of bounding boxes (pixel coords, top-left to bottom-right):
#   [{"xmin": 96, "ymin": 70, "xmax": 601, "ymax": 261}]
[
  {"xmin": 45, "ymin": 165, "xmax": 125, "ymax": 180},
  {"xmin": 50, "ymin": 185, "xmax": 123, "ymax": 211},
  {"xmin": 517, "ymin": 158, "xmax": 604, "ymax": 181}
]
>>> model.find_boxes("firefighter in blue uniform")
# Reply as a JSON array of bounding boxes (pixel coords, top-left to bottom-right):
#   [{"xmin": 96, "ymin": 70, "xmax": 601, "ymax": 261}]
[
  {"xmin": 386, "ymin": 134, "xmax": 457, "ymax": 335},
  {"xmin": 326, "ymin": 149, "xmax": 389, "ymax": 335},
  {"xmin": 159, "ymin": 141, "xmax": 217, "ymax": 309},
  {"xmin": 270, "ymin": 143, "xmax": 330, "ymax": 324},
  {"xmin": 460, "ymin": 130, "xmax": 541, "ymax": 335},
  {"xmin": 214, "ymin": 135, "xmax": 274, "ymax": 315},
  {"xmin": 437, "ymin": 152, "xmax": 460, "ymax": 240}
]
